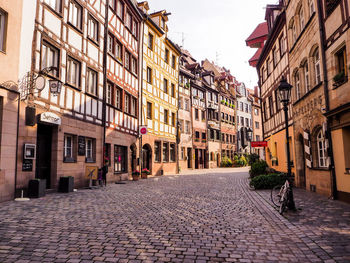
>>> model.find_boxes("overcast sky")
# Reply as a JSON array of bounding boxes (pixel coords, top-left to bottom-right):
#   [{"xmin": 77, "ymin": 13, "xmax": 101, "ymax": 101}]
[{"xmin": 147, "ymin": 0, "xmax": 278, "ymax": 89}]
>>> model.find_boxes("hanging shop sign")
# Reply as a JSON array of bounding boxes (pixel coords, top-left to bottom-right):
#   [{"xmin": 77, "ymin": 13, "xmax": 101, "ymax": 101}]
[
  {"xmin": 40, "ymin": 112, "xmax": 61, "ymax": 125},
  {"xmin": 251, "ymin": 141, "xmax": 268, "ymax": 147}
]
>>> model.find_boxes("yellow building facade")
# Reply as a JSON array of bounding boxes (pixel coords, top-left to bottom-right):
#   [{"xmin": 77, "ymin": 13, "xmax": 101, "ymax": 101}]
[{"xmin": 139, "ymin": 3, "xmax": 180, "ymax": 176}]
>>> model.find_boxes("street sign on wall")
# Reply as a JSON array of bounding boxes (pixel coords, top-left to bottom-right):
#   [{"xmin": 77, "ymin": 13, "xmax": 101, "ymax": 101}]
[
  {"xmin": 251, "ymin": 141, "xmax": 268, "ymax": 147},
  {"xmin": 139, "ymin": 126, "xmax": 148, "ymax": 135}
]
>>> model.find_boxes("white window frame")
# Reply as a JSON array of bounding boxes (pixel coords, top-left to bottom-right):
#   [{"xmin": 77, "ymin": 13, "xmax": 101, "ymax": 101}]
[
  {"xmin": 44, "ymin": 0, "xmax": 62, "ymax": 13},
  {"xmin": 67, "ymin": 56, "xmax": 81, "ymax": 88},
  {"xmin": 304, "ymin": 62, "xmax": 310, "ymax": 92},
  {"xmin": 41, "ymin": 41, "xmax": 59, "ymax": 77},
  {"xmin": 299, "ymin": 8, "xmax": 305, "ymax": 31},
  {"xmin": 86, "ymin": 68, "xmax": 98, "ymax": 95},
  {"xmin": 317, "ymin": 130, "xmax": 327, "ymax": 167},
  {"xmin": 314, "ymin": 49, "xmax": 321, "ymax": 84},
  {"xmin": 295, "ymin": 71, "xmax": 301, "ymax": 100},
  {"xmin": 309, "ymin": 0, "xmax": 315, "ymax": 15},
  {"xmin": 64, "ymin": 134, "xmax": 73, "ymax": 159},
  {"xmin": 115, "ymin": 87, "xmax": 121, "ymax": 109},
  {"xmin": 88, "ymin": 14, "xmax": 99, "ymax": 43},
  {"xmin": 68, "ymin": 1, "xmax": 82, "ymax": 30},
  {"xmin": 107, "ymin": 83, "xmax": 113, "ymax": 104}
]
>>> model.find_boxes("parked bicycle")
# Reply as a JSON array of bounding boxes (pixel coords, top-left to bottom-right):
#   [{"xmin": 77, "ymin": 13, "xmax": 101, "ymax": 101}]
[{"xmin": 271, "ymin": 179, "xmax": 294, "ymax": 215}]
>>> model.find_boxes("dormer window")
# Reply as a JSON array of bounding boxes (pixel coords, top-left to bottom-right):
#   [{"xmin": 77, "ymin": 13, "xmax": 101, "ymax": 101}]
[{"xmin": 161, "ymin": 17, "xmax": 165, "ymax": 29}]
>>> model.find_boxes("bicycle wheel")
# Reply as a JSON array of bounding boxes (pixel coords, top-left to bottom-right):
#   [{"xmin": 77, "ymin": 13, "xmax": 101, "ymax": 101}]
[
  {"xmin": 271, "ymin": 185, "xmax": 283, "ymax": 207},
  {"xmin": 279, "ymin": 197, "xmax": 287, "ymax": 215}
]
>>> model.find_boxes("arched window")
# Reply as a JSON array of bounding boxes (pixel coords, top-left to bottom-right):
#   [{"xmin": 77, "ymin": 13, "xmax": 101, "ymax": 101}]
[
  {"xmin": 299, "ymin": 8, "xmax": 305, "ymax": 31},
  {"xmin": 313, "ymin": 48, "xmax": 321, "ymax": 84},
  {"xmin": 294, "ymin": 70, "xmax": 301, "ymax": 100},
  {"xmin": 309, "ymin": 0, "xmax": 315, "ymax": 15},
  {"xmin": 317, "ymin": 130, "xmax": 326, "ymax": 167},
  {"xmin": 292, "ymin": 22, "xmax": 297, "ymax": 43}
]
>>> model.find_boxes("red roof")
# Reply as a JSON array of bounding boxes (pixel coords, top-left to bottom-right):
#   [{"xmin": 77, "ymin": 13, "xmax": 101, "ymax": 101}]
[
  {"xmin": 246, "ymin": 22, "xmax": 268, "ymax": 46},
  {"xmin": 249, "ymin": 48, "xmax": 263, "ymax": 67}
]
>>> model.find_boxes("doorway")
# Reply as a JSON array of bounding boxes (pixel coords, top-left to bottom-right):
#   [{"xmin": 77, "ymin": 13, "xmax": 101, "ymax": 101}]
[
  {"xmin": 142, "ymin": 144, "xmax": 152, "ymax": 171},
  {"xmin": 195, "ymin": 149, "xmax": 199, "ymax": 169},
  {"xmin": 130, "ymin": 144, "xmax": 137, "ymax": 172},
  {"xmin": 187, "ymin": 148, "xmax": 192, "ymax": 168},
  {"xmin": 36, "ymin": 124, "xmax": 53, "ymax": 188}
]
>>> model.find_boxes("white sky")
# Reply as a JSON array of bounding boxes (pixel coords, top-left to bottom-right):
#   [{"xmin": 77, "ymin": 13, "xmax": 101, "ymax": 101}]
[{"xmin": 146, "ymin": 0, "xmax": 278, "ymax": 89}]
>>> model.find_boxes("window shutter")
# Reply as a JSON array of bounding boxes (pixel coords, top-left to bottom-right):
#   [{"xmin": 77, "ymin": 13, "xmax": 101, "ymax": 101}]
[{"xmin": 304, "ymin": 130, "xmax": 312, "ymax": 168}]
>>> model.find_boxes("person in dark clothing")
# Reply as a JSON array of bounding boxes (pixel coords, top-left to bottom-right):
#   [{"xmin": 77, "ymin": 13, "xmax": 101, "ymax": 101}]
[{"xmin": 102, "ymin": 160, "xmax": 108, "ymax": 186}]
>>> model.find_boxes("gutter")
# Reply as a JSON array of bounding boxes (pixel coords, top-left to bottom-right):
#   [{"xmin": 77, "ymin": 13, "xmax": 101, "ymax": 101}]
[{"xmin": 317, "ymin": 0, "xmax": 337, "ymax": 199}]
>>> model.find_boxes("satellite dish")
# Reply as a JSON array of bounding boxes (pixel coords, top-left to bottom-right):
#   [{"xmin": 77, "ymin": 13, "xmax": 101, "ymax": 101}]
[{"xmin": 36, "ymin": 76, "xmax": 46, "ymax": 91}]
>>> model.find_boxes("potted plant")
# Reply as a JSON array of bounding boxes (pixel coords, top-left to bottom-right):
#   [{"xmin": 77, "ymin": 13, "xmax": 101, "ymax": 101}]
[
  {"xmin": 141, "ymin": 168, "xmax": 151, "ymax": 179},
  {"xmin": 59, "ymin": 176, "xmax": 74, "ymax": 193},
  {"xmin": 221, "ymin": 100, "xmax": 225, "ymax": 104},
  {"xmin": 28, "ymin": 179, "xmax": 46, "ymax": 198},
  {"xmin": 132, "ymin": 170, "xmax": 140, "ymax": 181},
  {"xmin": 333, "ymin": 71, "xmax": 346, "ymax": 87}
]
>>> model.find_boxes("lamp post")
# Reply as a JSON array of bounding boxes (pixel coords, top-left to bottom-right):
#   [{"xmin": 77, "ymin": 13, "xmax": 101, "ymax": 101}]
[
  {"xmin": 247, "ymin": 127, "xmax": 253, "ymax": 153},
  {"xmin": 278, "ymin": 77, "xmax": 296, "ymax": 210}
]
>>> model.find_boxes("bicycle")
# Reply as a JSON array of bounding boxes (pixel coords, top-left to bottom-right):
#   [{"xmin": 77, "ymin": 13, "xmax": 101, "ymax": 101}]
[{"xmin": 271, "ymin": 180, "xmax": 292, "ymax": 215}]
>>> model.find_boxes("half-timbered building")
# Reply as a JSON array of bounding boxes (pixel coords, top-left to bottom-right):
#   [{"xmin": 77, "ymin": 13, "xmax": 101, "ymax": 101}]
[{"xmin": 138, "ymin": 2, "xmax": 181, "ymax": 176}]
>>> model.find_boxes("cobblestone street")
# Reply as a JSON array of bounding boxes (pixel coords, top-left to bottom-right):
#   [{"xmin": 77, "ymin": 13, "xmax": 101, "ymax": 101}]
[{"xmin": 1, "ymin": 168, "xmax": 350, "ymax": 263}]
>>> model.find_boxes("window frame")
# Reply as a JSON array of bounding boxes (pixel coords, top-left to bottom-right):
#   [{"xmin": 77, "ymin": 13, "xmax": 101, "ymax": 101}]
[
  {"xmin": 114, "ymin": 145, "xmax": 127, "ymax": 173},
  {"xmin": 63, "ymin": 134, "xmax": 76, "ymax": 162},
  {"xmin": 0, "ymin": 8, "xmax": 7, "ymax": 52},
  {"xmin": 85, "ymin": 137, "xmax": 95, "ymax": 163},
  {"xmin": 147, "ymin": 101, "xmax": 152, "ymax": 119},
  {"xmin": 44, "ymin": 0, "xmax": 62, "ymax": 14},
  {"xmin": 86, "ymin": 67, "xmax": 98, "ymax": 96},
  {"xmin": 66, "ymin": 55, "xmax": 81, "ymax": 89},
  {"xmin": 41, "ymin": 40, "xmax": 60, "ymax": 77},
  {"xmin": 87, "ymin": 13, "xmax": 99, "ymax": 44},
  {"xmin": 316, "ymin": 130, "xmax": 327, "ymax": 168},
  {"xmin": 154, "ymin": 141, "xmax": 161, "ymax": 163},
  {"xmin": 68, "ymin": 0, "xmax": 83, "ymax": 31},
  {"xmin": 147, "ymin": 67, "xmax": 152, "ymax": 83},
  {"xmin": 148, "ymin": 33, "xmax": 154, "ymax": 50}
]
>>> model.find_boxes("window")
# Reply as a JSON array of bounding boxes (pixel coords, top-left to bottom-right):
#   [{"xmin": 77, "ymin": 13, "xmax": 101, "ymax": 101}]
[
  {"xmin": 163, "ymin": 142, "xmax": 169, "ymax": 162},
  {"xmin": 245, "ymin": 103, "xmax": 248, "ymax": 113},
  {"xmin": 181, "ymin": 147, "xmax": 185, "ymax": 160},
  {"xmin": 109, "ymin": 0, "xmax": 116, "ymax": 10},
  {"xmin": 325, "ymin": 0, "xmax": 341, "ymax": 16},
  {"xmin": 64, "ymin": 134, "xmax": 75, "ymax": 162},
  {"xmin": 255, "ymin": 121, "xmax": 259, "ymax": 129},
  {"xmin": 114, "ymin": 145, "xmax": 127, "ymax": 173},
  {"xmin": 254, "ymin": 108, "xmax": 259, "ymax": 116},
  {"xmin": 86, "ymin": 68, "xmax": 98, "ymax": 95},
  {"xmin": 179, "ymin": 97, "xmax": 183, "ymax": 109},
  {"xmin": 131, "ymin": 57, "xmax": 137, "ymax": 74},
  {"xmin": 0, "ymin": 9, "xmax": 6, "ymax": 52},
  {"xmin": 115, "ymin": 86, "xmax": 122, "ymax": 109},
  {"xmin": 170, "ymin": 144, "xmax": 176, "ymax": 162},
  {"xmin": 335, "ymin": 46, "xmax": 347, "ymax": 79},
  {"xmin": 165, "ymin": 48, "xmax": 169, "ymax": 64},
  {"xmin": 163, "ymin": 78, "xmax": 168, "ymax": 93},
  {"xmin": 108, "ymin": 33, "xmax": 114, "ymax": 54},
  {"xmin": 273, "ymin": 47, "xmax": 278, "ymax": 67},
  {"xmin": 185, "ymin": 121, "xmax": 190, "ymax": 134},
  {"xmin": 304, "ymin": 62, "xmax": 310, "ymax": 92},
  {"xmin": 155, "ymin": 141, "xmax": 161, "ymax": 162},
  {"xmin": 256, "ymin": 135, "xmax": 260, "ymax": 141},
  {"xmin": 132, "ymin": 20, "xmax": 137, "ymax": 37},
  {"xmin": 309, "ymin": 0, "xmax": 315, "ymax": 14},
  {"xmin": 44, "ymin": 0, "xmax": 62, "ymax": 13},
  {"xmin": 245, "ymin": 118, "xmax": 249, "ymax": 127},
  {"xmin": 314, "ymin": 48, "xmax": 321, "ymax": 84},
  {"xmin": 104, "ymin": 143, "xmax": 111, "ymax": 166},
  {"xmin": 317, "ymin": 130, "xmax": 327, "ymax": 167},
  {"xmin": 41, "ymin": 41, "xmax": 60, "ymax": 77},
  {"xmin": 131, "ymin": 97, "xmax": 137, "ymax": 116},
  {"xmin": 195, "ymin": 131, "xmax": 200, "ymax": 140},
  {"xmin": 184, "ymin": 99, "xmax": 190, "ymax": 111},
  {"xmin": 85, "ymin": 138, "xmax": 95, "ymax": 163},
  {"xmin": 299, "ymin": 8, "xmax": 305, "ymax": 31},
  {"xmin": 147, "ymin": 67, "xmax": 152, "ymax": 83},
  {"xmin": 107, "ymin": 82, "xmax": 113, "ymax": 105},
  {"xmin": 240, "ymin": 102, "xmax": 243, "ymax": 111},
  {"xmin": 125, "ymin": 51, "xmax": 130, "ymax": 70},
  {"xmin": 172, "ymin": 55, "xmax": 176, "ymax": 69},
  {"xmin": 115, "ymin": 39, "xmax": 122, "ymax": 61},
  {"xmin": 266, "ymin": 58, "xmax": 271, "ymax": 75},
  {"xmin": 116, "ymin": 0, "xmax": 124, "ymax": 20},
  {"xmin": 88, "ymin": 14, "xmax": 99, "ymax": 43},
  {"xmin": 294, "ymin": 71, "xmax": 301, "ymax": 100},
  {"xmin": 164, "ymin": 109, "xmax": 169, "ymax": 124},
  {"xmin": 240, "ymin": 116, "xmax": 244, "ymax": 126},
  {"xmin": 179, "ymin": 119, "xmax": 184, "ymax": 132},
  {"xmin": 124, "ymin": 93, "xmax": 130, "ymax": 114},
  {"xmin": 195, "ymin": 109, "xmax": 199, "ymax": 120},
  {"xmin": 126, "ymin": 12, "xmax": 132, "ymax": 30},
  {"xmin": 202, "ymin": 132, "xmax": 206, "ymax": 141},
  {"xmin": 67, "ymin": 56, "xmax": 81, "ymax": 88},
  {"xmin": 148, "ymin": 33, "xmax": 153, "ymax": 50},
  {"xmin": 292, "ymin": 22, "xmax": 297, "ymax": 43},
  {"xmin": 269, "ymin": 96, "xmax": 274, "ymax": 116},
  {"xmin": 147, "ymin": 102, "xmax": 152, "ymax": 119},
  {"xmin": 68, "ymin": 1, "xmax": 82, "ymax": 30},
  {"xmin": 171, "ymin": 83, "xmax": 175, "ymax": 97},
  {"xmin": 279, "ymin": 34, "xmax": 286, "ymax": 55},
  {"xmin": 171, "ymin": 112, "xmax": 176, "ymax": 127},
  {"xmin": 201, "ymin": 110, "xmax": 205, "ymax": 121}
]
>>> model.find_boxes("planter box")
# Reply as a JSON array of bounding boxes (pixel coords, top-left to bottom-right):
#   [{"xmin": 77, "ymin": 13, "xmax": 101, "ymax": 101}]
[
  {"xmin": 132, "ymin": 175, "xmax": 140, "ymax": 181},
  {"xmin": 28, "ymin": 179, "xmax": 46, "ymax": 198},
  {"xmin": 59, "ymin": 176, "xmax": 74, "ymax": 193},
  {"xmin": 141, "ymin": 173, "xmax": 148, "ymax": 179}
]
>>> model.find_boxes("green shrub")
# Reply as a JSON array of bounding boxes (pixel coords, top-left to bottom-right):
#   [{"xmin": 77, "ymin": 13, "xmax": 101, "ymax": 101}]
[
  {"xmin": 249, "ymin": 160, "xmax": 268, "ymax": 178},
  {"xmin": 239, "ymin": 155, "xmax": 247, "ymax": 166},
  {"xmin": 247, "ymin": 153, "xmax": 260, "ymax": 165},
  {"xmin": 249, "ymin": 173, "xmax": 288, "ymax": 189},
  {"xmin": 220, "ymin": 156, "xmax": 233, "ymax": 167}
]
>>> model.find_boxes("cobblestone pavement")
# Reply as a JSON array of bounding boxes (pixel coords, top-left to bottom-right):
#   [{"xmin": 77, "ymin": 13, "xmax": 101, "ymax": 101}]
[{"xmin": 0, "ymin": 168, "xmax": 350, "ymax": 263}]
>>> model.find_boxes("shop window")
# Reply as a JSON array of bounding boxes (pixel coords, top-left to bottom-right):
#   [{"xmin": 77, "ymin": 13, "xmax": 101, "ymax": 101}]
[
  {"xmin": 154, "ymin": 141, "xmax": 161, "ymax": 162},
  {"xmin": 163, "ymin": 142, "xmax": 169, "ymax": 162},
  {"xmin": 68, "ymin": 1, "xmax": 82, "ymax": 30},
  {"xmin": 114, "ymin": 145, "xmax": 127, "ymax": 173},
  {"xmin": 85, "ymin": 137, "xmax": 96, "ymax": 163},
  {"xmin": 64, "ymin": 134, "xmax": 76, "ymax": 162},
  {"xmin": 104, "ymin": 143, "xmax": 111, "ymax": 166},
  {"xmin": 170, "ymin": 143, "xmax": 176, "ymax": 162}
]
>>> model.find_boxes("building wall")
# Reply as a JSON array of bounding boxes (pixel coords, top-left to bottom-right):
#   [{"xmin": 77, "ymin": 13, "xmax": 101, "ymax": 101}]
[
  {"xmin": 252, "ymin": 102, "xmax": 264, "ymax": 159},
  {"xmin": 220, "ymin": 100, "xmax": 236, "ymax": 158},
  {"xmin": 236, "ymin": 86, "xmax": 252, "ymax": 154}
]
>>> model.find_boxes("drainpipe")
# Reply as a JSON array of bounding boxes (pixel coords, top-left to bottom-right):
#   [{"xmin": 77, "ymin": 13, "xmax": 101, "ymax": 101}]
[
  {"xmin": 317, "ymin": 0, "xmax": 337, "ymax": 199},
  {"xmin": 102, "ymin": 0, "xmax": 109, "ymax": 168},
  {"xmin": 176, "ymin": 57, "xmax": 181, "ymax": 174},
  {"xmin": 139, "ymin": 16, "xmax": 145, "ymax": 173}
]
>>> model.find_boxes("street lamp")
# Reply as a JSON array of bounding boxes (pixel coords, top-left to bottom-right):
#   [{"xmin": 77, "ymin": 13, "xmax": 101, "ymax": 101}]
[
  {"xmin": 247, "ymin": 127, "xmax": 253, "ymax": 153},
  {"xmin": 278, "ymin": 77, "xmax": 296, "ymax": 210}
]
